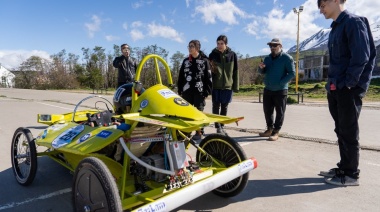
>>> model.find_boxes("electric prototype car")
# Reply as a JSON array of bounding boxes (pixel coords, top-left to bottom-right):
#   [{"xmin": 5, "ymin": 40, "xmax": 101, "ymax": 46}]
[{"xmin": 11, "ymin": 54, "xmax": 258, "ymax": 212}]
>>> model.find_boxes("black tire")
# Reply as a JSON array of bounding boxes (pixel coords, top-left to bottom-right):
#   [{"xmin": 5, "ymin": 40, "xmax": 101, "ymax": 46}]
[
  {"xmin": 72, "ymin": 157, "xmax": 122, "ymax": 212},
  {"xmin": 196, "ymin": 134, "xmax": 249, "ymax": 197},
  {"xmin": 11, "ymin": 127, "xmax": 37, "ymax": 186}
]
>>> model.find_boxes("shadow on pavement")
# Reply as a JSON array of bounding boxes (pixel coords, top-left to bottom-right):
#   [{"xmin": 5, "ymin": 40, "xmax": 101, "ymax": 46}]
[{"xmin": 176, "ymin": 177, "xmax": 334, "ymax": 211}]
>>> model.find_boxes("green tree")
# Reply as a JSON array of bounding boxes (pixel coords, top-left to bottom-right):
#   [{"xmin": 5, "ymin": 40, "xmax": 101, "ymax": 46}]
[{"xmin": 170, "ymin": 51, "xmax": 185, "ymax": 84}]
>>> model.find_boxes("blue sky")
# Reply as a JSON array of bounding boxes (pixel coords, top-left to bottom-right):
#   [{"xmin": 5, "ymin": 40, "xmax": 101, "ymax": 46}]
[{"xmin": 1, "ymin": 0, "xmax": 379, "ymax": 69}]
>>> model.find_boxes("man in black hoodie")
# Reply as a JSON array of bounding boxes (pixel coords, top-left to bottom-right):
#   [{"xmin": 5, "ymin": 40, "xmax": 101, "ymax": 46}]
[{"xmin": 113, "ymin": 43, "xmax": 138, "ymax": 88}]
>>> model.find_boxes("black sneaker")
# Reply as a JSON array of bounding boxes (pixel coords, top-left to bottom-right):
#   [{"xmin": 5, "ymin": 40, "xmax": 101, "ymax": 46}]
[
  {"xmin": 325, "ymin": 175, "xmax": 359, "ymax": 186},
  {"xmin": 319, "ymin": 168, "xmax": 340, "ymax": 178}
]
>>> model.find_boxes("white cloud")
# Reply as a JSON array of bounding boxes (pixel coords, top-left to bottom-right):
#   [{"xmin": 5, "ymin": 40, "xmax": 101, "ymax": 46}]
[
  {"xmin": 194, "ymin": 0, "xmax": 246, "ymax": 25},
  {"xmin": 132, "ymin": 1, "xmax": 153, "ymax": 9},
  {"xmin": 147, "ymin": 23, "xmax": 184, "ymax": 43},
  {"xmin": 244, "ymin": 0, "xmax": 322, "ymax": 43},
  {"xmin": 0, "ymin": 50, "xmax": 51, "ymax": 69},
  {"xmin": 130, "ymin": 29, "xmax": 145, "ymax": 41},
  {"xmin": 245, "ymin": 0, "xmax": 380, "ymax": 47},
  {"xmin": 131, "ymin": 21, "xmax": 143, "ymax": 28},
  {"xmin": 84, "ymin": 15, "xmax": 101, "ymax": 38},
  {"xmin": 105, "ymin": 35, "xmax": 120, "ymax": 41},
  {"xmin": 345, "ymin": 0, "xmax": 380, "ymax": 24},
  {"xmin": 185, "ymin": 0, "xmax": 192, "ymax": 8},
  {"xmin": 122, "ymin": 22, "xmax": 128, "ymax": 30}
]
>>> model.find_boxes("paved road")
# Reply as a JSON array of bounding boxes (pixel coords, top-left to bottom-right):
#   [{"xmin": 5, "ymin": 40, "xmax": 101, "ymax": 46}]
[{"xmin": 1, "ymin": 88, "xmax": 380, "ymax": 212}]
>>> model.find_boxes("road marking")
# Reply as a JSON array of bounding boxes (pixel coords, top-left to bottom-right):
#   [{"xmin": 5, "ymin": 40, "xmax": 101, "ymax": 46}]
[
  {"xmin": 37, "ymin": 102, "xmax": 72, "ymax": 110},
  {"xmin": 240, "ymin": 142, "xmax": 252, "ymax": 147},
  {"xmin": 0, "ymin": 188, "xmax": 71, "ymax": 210},
  {"xmin": 367, "ymin": 162, "xmax": 380, "ymax": 167}
]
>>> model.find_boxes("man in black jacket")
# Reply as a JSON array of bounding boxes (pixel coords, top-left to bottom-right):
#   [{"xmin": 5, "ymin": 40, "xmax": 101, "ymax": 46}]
[
  {"xmin": 113, "ymin": 44, "xmax": 138, "ymax": 88},
  {"xmin": 318, "ymin": 0, "xmax": 376, "ymax": 186}
]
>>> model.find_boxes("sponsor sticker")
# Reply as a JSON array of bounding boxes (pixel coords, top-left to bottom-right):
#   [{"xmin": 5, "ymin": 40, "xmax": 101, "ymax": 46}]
[
  {"xmin": 78, "ymin": 133, "xmax": 91, "ymax": 143},
  {"xmin": 97, "ymin": 130, "xmax": 112, "ymax": 138},
  {"xmin": 136, "ymin": 201, "xmax": 166, "ymax": 212},
  {"xmin": 174, "ymin": 97, "xmax": 189, "ymax": 106},
  {"xmin": 140, "ymin": 99, "xmax": 149, "ymax": 108},
  {"xmin": 157, "ymin": 89, "xmax": 178, "ymax": 99},
  {"xmin": 238, "ymin": 160, "xmax": 254, "ymax": 173},
  {"xmin": 41, "ymin": 129, "xmax": 47, "ymax": 139}
]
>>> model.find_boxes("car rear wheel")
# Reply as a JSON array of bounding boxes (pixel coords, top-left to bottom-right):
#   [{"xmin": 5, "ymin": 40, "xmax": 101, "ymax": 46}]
[
  {"xmin": 196, "ymin": 134, "xmax": 249, "ymax": 197},
  {"xmin": 11, "ymin": 127, "xmax": 37, "ymax": 186},
  {"xmin": 73, "ymin": 157, "xmax": 122, "ymax": 212}
]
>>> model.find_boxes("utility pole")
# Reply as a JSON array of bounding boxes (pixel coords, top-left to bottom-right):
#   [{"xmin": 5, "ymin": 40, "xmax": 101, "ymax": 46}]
[{"xmin": 293, "ymin": 6, "xmax": 303, "ymax": 93}]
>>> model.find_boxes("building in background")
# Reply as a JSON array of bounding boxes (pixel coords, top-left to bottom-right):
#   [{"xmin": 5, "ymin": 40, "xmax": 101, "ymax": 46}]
[{"xmin": 0, "ymin": 64, "xmax": 15, "ymax": 88}]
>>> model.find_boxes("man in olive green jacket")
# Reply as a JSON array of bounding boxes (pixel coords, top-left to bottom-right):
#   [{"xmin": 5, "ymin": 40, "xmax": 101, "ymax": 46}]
[{"xmin": 209, "ymin": 35, "xmax": 239, "ymax": 134}]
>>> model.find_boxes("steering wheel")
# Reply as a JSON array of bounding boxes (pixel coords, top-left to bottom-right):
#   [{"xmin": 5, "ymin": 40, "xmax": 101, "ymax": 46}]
[{"xmin": 86, "ymin": 110, "xmax": 113, "ymax": 127}]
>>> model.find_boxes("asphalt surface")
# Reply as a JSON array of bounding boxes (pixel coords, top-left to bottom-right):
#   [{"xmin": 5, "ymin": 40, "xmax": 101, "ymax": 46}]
[{"xmin": 1, "ymin": 88, "xmax": 380, "ymax": 212}]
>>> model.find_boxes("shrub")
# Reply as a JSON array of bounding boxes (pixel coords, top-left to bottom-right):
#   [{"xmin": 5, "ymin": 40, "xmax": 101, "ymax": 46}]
[{"xmin": 287, "ymin": 96, "xmax": 297, "ymax": 104}]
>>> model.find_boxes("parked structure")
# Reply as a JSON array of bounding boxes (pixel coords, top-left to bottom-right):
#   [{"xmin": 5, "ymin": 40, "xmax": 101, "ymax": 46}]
[{"xmin": 0, "ymin": 64, "xmax": 15, "ymax": 88}]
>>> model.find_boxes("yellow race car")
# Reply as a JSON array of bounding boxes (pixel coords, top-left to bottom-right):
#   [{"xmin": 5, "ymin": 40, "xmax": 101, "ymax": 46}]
[{"xmin": 11, "ymin": 54, "xmax": 257, "ymax": 212}]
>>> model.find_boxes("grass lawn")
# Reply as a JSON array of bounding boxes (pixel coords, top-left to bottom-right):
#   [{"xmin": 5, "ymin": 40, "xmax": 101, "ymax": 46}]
[{"xmin": 236, "ymin": 78, "xmax": 380, "ymax": 102}]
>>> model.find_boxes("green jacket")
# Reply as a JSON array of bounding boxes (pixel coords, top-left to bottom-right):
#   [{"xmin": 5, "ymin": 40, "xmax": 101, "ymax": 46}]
[
  {"xmin": 209, "ymin": 47, "xmax": 239, "ymax": 91},
  {"xmin": 259, "ymin": 51, "xmax": 295, "ymax": 91}
]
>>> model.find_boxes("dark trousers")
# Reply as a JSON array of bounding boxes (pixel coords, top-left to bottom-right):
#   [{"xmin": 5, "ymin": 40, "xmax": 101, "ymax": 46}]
[
  {"xmin": 263, "ymin": 89, "xmax": 287, "ymax": 131},
  {"xmin": 327, "ymin": 86, "xmax": 365, "ymax": 179},
  {"xmin": 182, "ymin": 92, "xmax": 205, "ymax": 134},
  {"xmin": 212, "ymin": 89, "xmax": 233, "ymax": 128}
]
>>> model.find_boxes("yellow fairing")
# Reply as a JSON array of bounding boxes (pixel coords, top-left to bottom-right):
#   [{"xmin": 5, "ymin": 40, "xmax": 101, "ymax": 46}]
[{"xmin": 131, "ymin": 84, "xmax": 208, "ymax": 121}]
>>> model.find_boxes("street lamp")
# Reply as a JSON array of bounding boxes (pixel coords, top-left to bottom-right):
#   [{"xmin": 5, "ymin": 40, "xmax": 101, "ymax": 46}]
[{"xmin": 293, "ymin": 5, "xmax": 303, "ymax": 93}]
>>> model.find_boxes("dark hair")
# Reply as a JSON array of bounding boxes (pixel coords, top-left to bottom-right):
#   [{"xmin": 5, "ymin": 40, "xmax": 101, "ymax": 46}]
[
  {"xmin": 216, "ymin": 35, "xmax": 228, "ymax": 45},
  {"xmin": 120, "ymin": 43, "xmax": 129, "ymax": 49},
  {"xmin": 188, "ymin": 39, "xmax": 214, "ymax": 71},
  {"xmin": 318, "ymin": 0, "xmax": 346, "ymax": 8}
]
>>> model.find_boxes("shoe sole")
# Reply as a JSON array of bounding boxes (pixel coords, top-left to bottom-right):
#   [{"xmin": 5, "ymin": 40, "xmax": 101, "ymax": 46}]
[{"xmin": 324, "ymin": 177, "xmax": 359, "ymax": 186}]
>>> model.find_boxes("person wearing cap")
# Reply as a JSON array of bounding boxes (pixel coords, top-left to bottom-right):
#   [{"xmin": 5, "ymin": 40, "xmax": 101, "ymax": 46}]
[
  {"xmin": 317, "ymin": 0, "xmax": 376, "ymax": 186},
  {"xmin": 113, "ymin": 43, "xmax": 138, "ymax": 88},
  {"xmin": 209, "ymin": 35, "xmax": 239, "ymax": 135},
  {"xmin": 258, "ymin": 38, "xmax": 295, "ymax": 141}
]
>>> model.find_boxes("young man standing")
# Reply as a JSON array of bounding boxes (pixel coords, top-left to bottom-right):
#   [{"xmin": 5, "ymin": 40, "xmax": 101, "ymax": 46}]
[
  {"xmin": 209, "ymin": 35, "xmax": 239, "ymax": 135},
  {"xmin": 113, "ymin": 44, "xmax": 138, "ymax": 88},
  {"xmin": 318, "ymin": 0, "xmax": 376, "ymax": 186},
  {"xmin": 258, "ymin": 38, "xmax": 295, "ymax": 141}
]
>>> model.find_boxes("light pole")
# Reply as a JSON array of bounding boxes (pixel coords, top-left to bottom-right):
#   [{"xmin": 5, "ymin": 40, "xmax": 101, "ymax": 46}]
[{"xmin": 293, "ymin": 5, "xmax": 303, "ymax": 93}]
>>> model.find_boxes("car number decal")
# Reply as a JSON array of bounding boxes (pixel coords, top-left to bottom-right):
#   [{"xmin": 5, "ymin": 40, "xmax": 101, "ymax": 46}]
[{"xmin": 52, "ymin": 125, "xmax": 85, "ymax": 148}]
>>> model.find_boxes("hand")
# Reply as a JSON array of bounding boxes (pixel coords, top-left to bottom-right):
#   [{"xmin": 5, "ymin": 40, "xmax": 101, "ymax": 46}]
[{"xmin": 258, "ymin": 62, "xmax": 266, "ymax": 69}]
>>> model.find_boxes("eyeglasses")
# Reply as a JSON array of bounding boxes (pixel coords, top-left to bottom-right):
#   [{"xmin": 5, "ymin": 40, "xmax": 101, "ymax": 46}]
[
  {"xmin": 269, "ymin": 44, "xmax": 280, "ymax": 48},
  {"xmin": 187, "ymin": 45, "xmax": 195, "ymax": 49}
]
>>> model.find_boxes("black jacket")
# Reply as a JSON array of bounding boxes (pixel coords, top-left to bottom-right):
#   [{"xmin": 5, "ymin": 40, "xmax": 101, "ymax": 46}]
[
  {"xmin": 113, "ymin": 56, "xmax": 138, "ymax": 83},
  {"xmin": 326, "ymin": 10, "xmax": 377, "ymax": 92},
  {"xmin": 177, "ymin": 54, "xmax": 212, "ymax": 97}
]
